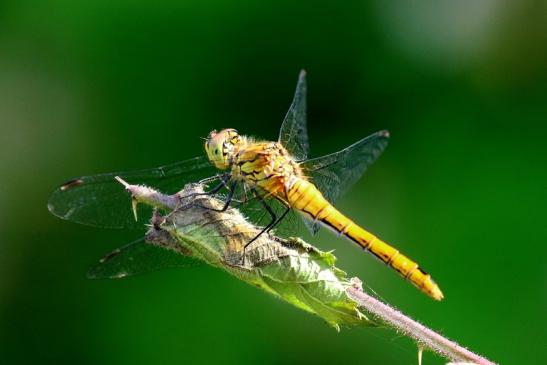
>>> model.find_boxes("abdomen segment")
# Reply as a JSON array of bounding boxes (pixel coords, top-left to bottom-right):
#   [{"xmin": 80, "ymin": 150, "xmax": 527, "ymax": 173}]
[{"xmin": 287, "ymin": 179, "xmax": 444, "ymax": 300}]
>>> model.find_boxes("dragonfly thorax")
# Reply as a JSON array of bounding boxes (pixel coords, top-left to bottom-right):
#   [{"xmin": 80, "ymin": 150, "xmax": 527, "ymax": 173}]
[{"xmin": 231, "ymin": 141, "xmax": 304, "ymax": 200}]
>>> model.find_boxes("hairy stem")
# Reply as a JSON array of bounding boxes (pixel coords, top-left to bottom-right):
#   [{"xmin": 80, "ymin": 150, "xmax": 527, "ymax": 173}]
[{"xmin": 346, "ymin": 286, "xmax": 496, "ymax": 365}]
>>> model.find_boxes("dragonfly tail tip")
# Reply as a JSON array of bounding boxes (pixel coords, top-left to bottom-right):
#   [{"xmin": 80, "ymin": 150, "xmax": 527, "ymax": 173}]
[{"xmin": 431, "ymin": 285, "xmax": 444, "ymax": 301}]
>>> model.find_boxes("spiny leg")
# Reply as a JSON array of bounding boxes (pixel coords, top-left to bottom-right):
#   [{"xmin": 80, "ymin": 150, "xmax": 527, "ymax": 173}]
[
  {"xmin": 267, "ymin": 206, "xmax": 291, "ymax": 233},
  {"xmin": 243, "ymin": 189, "xmax": 278, "ymax": 251},
  {"xmin": 193, "ymin": 180, "xmax": 237, "ymax": 212},
  {"xmin": 241, "ymin": 195, "xmax": 293, "ymax": 266}
]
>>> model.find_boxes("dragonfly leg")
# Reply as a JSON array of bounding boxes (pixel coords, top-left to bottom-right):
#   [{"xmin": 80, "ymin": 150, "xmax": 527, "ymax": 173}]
[
  {"xmin": 266, "ymin": 206, "xmax": 291, "ymax": 233},
  {"xmin": 243, "ymin": 190, "xmax": 278, "ymax": 251},
  {"xmin": 193, "ymin": 181, "xmax": 237, "ymax": 212}
]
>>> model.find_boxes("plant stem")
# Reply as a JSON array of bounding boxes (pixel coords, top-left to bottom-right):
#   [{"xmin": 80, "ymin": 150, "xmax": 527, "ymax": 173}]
[
  {"xmin": 346, "ymin": 286, "xmax": 496, "ymax": 365},
  {"xmin": 118, "ymin": 179, "xmax": 497, "ymax": 365}
]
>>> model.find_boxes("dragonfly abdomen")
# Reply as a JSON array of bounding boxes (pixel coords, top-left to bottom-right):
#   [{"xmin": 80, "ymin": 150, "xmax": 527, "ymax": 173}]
[{"xmin": 287, "ymin": 178, "xmax": 444, "ymax": 301}]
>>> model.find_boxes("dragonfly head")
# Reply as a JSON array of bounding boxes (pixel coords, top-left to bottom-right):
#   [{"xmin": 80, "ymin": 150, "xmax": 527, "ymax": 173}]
[{"xmin": 204, "ymin": 129, "xmax": 241, "ymax": 169}]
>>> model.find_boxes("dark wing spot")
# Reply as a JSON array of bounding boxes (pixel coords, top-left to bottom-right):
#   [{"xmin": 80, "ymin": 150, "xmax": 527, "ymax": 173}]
[
  {"xmin": 379, "ymin": 130, "xmax": 390, "ymax": 138},
  {"xmin": 60, "ymin": 178, "xmax": 84, "ymax": 191}
]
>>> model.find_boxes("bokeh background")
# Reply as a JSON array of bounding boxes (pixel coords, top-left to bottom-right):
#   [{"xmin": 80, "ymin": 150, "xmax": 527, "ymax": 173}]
[{"xmin": 1, "ymin": 1, "xmax": 546, "ymax": 364}]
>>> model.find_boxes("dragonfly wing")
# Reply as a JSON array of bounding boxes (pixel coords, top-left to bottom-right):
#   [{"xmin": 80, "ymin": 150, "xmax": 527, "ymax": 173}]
[
  {"xmin": 301, "ymin": 212, "xmax": 321, "ymax": 235},
  {"xmin": 300, "ymin": 130, "xmax": 390, "ymax": 234},
  {"xmin": 87, "ymin": 239, "xmax": 199, "ymax": 279},
  {"xmin": 48, "ymin": 156, "xmax": 218, "ymax": 229},
  {"xmin": 278, "ymin": 70, "xmax": 309, "ymax": 162}
]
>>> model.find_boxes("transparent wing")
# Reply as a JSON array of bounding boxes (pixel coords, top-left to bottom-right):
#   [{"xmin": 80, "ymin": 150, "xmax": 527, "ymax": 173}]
[
  {"xmin": 300, "ymin": 130, "xmax": 390, "ymax": 234},
  {"xmin": 87, "ymin": 239, "xmax": 199, "ymax": 279},
  {"xmin": 48, "ymin": 156, "xmax": 218, "ymax": 229},
  {"xmin": 278, "ymin": 70, "xmax": 309, "ymax": 162}
]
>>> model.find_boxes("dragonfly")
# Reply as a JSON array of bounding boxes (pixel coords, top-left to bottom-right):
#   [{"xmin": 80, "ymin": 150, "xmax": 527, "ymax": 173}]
[{"xmin": 48, "ymin": 70, "xmax": 443, "ymax": 300}]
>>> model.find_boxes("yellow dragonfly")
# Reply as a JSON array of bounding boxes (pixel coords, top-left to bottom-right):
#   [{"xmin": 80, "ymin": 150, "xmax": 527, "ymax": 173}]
[{"xmin": 48, "ymin": 71, "xmax": 443, "ymax": 300}]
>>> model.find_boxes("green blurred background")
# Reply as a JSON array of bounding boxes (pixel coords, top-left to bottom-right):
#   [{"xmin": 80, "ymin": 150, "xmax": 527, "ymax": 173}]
[{"xmin": 1, "ymin": 1, "xmax": 546, "ymax": 364}]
